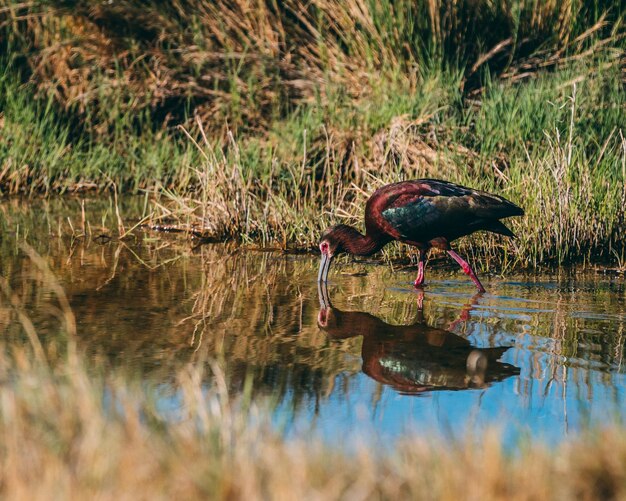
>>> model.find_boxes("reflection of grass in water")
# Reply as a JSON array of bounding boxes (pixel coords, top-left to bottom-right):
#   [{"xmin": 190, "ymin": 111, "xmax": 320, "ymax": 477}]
[
  {"xmin": 0, "ymin": 203, "xmax": 363, "ymax": 407},
  {"xmin": 327, "ymin": 266, "xmax": 626, "ymax": 402},
  {"xmin": 1, "ymin": 199, "xmax": 624, "ymax": 410},
  {"xmin": 180, "ymin": 245, "xmax": 364, "ymax": 406}
]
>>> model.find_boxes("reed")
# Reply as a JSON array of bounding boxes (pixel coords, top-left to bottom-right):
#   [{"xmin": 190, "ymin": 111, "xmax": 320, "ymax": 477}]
[
  {"xmin": 0, "ymin": 1, "xmax": 624, "ymax": 266},
  {"xmin": 154, "ymin": 76, "xmax": 626, "ymax": 267},
  {"xmin": 0, "ymin": 342, "xmax": 624, "ymax": 500}
]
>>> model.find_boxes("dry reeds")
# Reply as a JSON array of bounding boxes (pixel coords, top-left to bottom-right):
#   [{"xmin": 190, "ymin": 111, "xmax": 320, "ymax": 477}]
[
  {"xmin": 154, "ymin": 87, "xmax": 626, "ymax": 267},
  {"xmin": 2, "ymin": 1, "xmax": 621, "ymax": 135},
  {"xmin": 0, "ymin": 346, "xmax": 624, "ymax": 500},
  {"xmin": 1, "ymin": 1, "xmax": 624, "ymax": 266}
]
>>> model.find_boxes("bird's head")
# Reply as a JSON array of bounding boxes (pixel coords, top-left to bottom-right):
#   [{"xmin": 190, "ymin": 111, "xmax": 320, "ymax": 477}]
[{"xmin": 317, "ymin": 224, "xmax": 354, "ymax": 282}]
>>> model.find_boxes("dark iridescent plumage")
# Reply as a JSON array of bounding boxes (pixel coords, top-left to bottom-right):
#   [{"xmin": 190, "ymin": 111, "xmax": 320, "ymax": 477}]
[{"xmin": 318, "ymin": 179, "xmax": 524, "ymax": 292}]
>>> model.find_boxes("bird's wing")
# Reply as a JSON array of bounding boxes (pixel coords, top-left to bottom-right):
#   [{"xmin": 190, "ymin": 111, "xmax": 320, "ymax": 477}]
[
  {"xmin": 380, "ymin": 181, "xmax": 521, "ymax": 241},
  {"xmin": 406, "ymin": 180, "xmax": 523, "ymax": 219},
  {"xmin": 381, "ymin": 195, "xmax": 463, "ymax": 240},
  {"xmin": 366, "ymin": 181, "xmax": 440, "ymax": 239}
]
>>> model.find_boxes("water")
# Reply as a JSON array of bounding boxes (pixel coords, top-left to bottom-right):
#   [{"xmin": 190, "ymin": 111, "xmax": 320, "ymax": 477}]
[{"xmin": 2, "ymin": 197, "xmax": 625, "ymax": 447}]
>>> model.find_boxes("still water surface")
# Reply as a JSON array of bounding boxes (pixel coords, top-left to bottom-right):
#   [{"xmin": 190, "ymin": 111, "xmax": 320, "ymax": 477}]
[{"xmin": 2, "ymin": 198, "xmax": 625, "ymax": 447}]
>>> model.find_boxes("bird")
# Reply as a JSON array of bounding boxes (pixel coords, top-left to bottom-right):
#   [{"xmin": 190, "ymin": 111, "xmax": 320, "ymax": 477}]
[
  {"xmin": 317, "ymin": 283, "xmax": 519, "ymax": 394},
  {"xmin": 317, "ymin": 179, "xmax": 524, "ymax": 292}
]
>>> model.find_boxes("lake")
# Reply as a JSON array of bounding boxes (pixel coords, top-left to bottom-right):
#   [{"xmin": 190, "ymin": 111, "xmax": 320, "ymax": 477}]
[{"xmin": 2, "ymin": 197, "xmax": 625, "ymax": 449}]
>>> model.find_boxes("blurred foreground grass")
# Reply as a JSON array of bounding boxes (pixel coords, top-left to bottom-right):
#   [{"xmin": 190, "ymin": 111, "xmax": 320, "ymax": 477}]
[{"xmin": 0, "ymin": 341, "xmax": 625, "ymax": 500}]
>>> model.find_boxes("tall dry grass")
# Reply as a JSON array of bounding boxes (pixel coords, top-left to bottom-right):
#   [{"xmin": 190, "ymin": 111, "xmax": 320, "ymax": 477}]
[
  {"xmin": 1, "ymin": 1, "xmax": 624, "ymax": 266},
  {"xmin": 154, "ymin": 82, "xmax": 626, "ymax": 268},
  {"xmin": 0, "ymin": 347, "xmax": 625, "ymax": 500},
  {"xmin": 3, "ymin": 0, "xmax": 617, "ymax": 135}
]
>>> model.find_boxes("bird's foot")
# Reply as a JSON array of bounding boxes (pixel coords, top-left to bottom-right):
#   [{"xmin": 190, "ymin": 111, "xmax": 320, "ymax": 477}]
[{"xmin": 447, "ymin": 249, "xmax": 487, "ymax": 293}]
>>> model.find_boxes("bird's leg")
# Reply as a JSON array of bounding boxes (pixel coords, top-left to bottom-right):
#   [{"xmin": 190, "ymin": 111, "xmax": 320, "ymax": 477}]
[
  {"xmin": 447, "ymin": 250, "xmax": 486, "ymax": 293},
  {"xmin": 413, "ymin": 249, "xmax": 427, "ymax": 288}
]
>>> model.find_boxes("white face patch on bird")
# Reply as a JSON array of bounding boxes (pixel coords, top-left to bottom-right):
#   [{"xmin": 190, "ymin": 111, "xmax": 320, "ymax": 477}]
[{"xmin": 320, "ymin": 241, "xmax": 331, "ymax": 255}]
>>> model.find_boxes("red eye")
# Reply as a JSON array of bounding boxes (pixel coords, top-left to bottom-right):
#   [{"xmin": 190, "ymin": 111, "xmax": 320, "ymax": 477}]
[{"xmin": 320, "ymin": 242, "xmax": 329, "ymax": 252}]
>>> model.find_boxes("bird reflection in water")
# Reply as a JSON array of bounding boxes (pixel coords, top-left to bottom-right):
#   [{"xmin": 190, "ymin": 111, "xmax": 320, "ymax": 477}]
[{"xmin": 317, "ymin": 283, "xmax": 519, "ymax": 395}]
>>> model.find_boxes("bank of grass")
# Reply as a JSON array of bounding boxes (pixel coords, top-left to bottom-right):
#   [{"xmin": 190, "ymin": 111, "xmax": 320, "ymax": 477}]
[
  {"xmin": 156, "ymin": 67, "xmax": 626, "ymax": 268},
  {"xmin": 0, "ymin": 69, "xmax": 200, "ymax": 194},
  {"xmin": 0, "ymin": 1, "xmax": 625, "ymax": 267}
]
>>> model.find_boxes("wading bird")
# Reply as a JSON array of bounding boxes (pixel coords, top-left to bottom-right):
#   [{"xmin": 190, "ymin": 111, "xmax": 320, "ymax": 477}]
[{"xmin": 318, "ymin": 179, "xmax": 523, "ymax": 292}]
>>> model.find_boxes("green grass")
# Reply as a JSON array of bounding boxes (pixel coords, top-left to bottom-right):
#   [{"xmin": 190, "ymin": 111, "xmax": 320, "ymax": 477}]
[
  {"xmin": 0, "ymin": 1, "xmax": 624, "ymax": 267},
  {"xmin": 0, "ymin": 68, "xmax": 201, "ymax": 193},
  {"xmin": 155, "ymin": 61, "xmax": 625, "ymax": 268}
]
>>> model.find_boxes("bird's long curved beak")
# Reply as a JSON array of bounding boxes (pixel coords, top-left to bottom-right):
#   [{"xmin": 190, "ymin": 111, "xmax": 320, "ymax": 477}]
[{"xmin": 317, "ymin": 252, "xmax": 333, "ymax": 283}]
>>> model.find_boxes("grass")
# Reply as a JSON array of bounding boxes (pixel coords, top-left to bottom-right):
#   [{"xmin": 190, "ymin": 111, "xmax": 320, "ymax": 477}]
[
  {"xmin": 1, "ymin": 346, "xmax": 626, "ymax": 500},
  {"xmin": 0, "ymin": 1, "xmax": 625, "ymax": 267},
  {"xmin": 0, "ymin": 68, "xmax": 200, "ymax": 194},
  {"xmin": 155, "ymin": 71, "xmax": 626, "ymax": 268}
]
